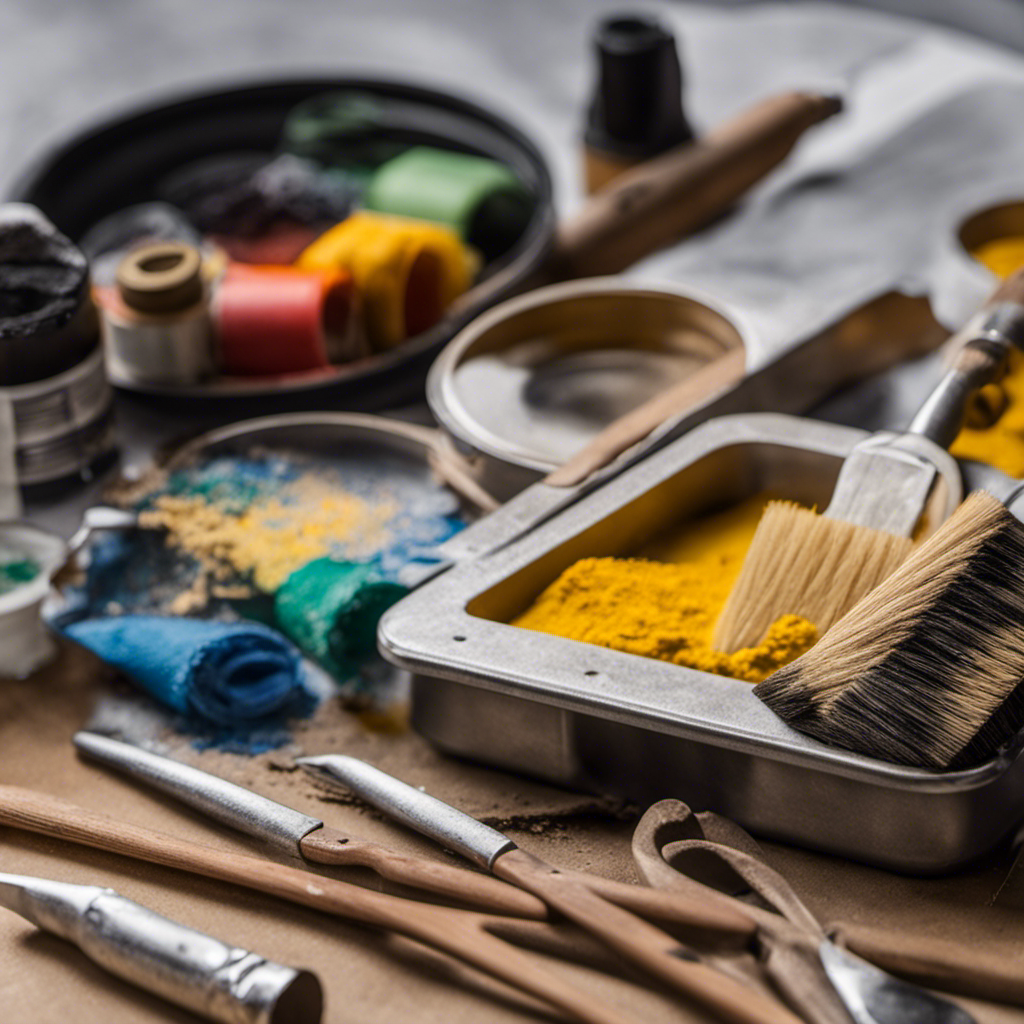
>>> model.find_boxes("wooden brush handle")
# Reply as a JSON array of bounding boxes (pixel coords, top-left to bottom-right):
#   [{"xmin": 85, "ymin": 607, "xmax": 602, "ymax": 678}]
[
  {"xmin": 299, "ymin": 825, "xmax": 546, "ymax": 919},
  {"xmin": 0, "ymin": 786, "xmax": 638, "ymax": 1024},
  {"xmin": 836, "ymin": 921, "xmax": 1024, "ymax": 1007},
  {"xmin": 496, "ymin": 850, "xmax": 802, "ymax": 1024},
  {"xmin": 546, "ymin": 91, "xmax": 841, "ymax": 280},
  {"xmin": 990, "ymin": 265, "xmax": 1024, "ymax": 306},
  {"xmin": 546, "ymin": 346, "xmax": 747, "ymax": 486}
]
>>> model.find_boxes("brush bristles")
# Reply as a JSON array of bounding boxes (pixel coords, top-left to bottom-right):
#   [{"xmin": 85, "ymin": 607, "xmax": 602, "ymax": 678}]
[
  {"xmin": 711, "ymin": 502, "xmax": 913, "ymax": 653},
  {"xmin": 755, "ymin": 492, "xmax": 1024, "ymax": 770}
]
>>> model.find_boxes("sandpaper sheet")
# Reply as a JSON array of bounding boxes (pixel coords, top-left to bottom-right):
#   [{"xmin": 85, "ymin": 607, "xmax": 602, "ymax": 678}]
[{"xmin": 3, "ymin": 642, "xmax": 1024, "ymax": 1024}]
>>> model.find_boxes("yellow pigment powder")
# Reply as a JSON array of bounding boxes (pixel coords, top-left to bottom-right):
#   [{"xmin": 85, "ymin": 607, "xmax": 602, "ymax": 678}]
[
  {"xmin": 971, "ymin": 237, "xmax": 1024, "ymax": 281},
  {"xmin": 950, "ymin": 239, "xmax": 1024, "ymax": 477},
  {"xmin": 512, "ymin": 495, "xmax": 817, "ymax": 683},
  {"xmin": 141, "ymin": 475, "xmax": 396, "ymax": 592}
]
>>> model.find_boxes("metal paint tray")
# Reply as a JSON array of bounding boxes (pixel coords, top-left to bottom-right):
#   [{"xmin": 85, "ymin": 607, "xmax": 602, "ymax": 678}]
[{"xmin": 379, "ymin": 413, "xmax": 1024, "ymax": 874}]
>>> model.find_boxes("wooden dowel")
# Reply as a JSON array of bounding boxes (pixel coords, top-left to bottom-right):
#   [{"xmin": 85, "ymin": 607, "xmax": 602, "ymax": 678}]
[{"xmin": 496, "ymin": 849, "xmax": 802, "ymax": 1024}]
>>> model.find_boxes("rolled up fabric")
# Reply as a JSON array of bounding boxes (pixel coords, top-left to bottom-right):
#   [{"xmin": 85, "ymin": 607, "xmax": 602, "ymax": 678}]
[
  {"xmin": 296, "ymin": 212, "xmax": 475, "ymax": 349},
  {"xmin": 273, "ymin": 559, "xmax": 406, "ymax": 681},
  {"xmin": 64, "ymin": 616, "xmax": 308, "ymax": 726}
]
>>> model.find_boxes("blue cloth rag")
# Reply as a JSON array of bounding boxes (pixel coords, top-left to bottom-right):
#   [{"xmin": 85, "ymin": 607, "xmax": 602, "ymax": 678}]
[{"xmin": 65, "ymin": 616, "xmax": 308, "ymax": 727}]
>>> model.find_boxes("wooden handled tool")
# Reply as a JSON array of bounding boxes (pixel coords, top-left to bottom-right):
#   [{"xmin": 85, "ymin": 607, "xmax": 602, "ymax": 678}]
[
  {"xmin": 548, "ymin": 91, "xmax": 842, "ymax": 280},
  {"xmin": 299, "ymin": 755, "xmax": 802, "ymax": 1024},
  {"xmin": 459, "ymin": 89, "xmax": 841, "ymax": 313},
  {"xmin": 73, "ymin": 731, "xmax": 544, "ymax": 919},
  {"xmin": 0, "ymin": 783, "xmax": 640, "ymax": 1024}
]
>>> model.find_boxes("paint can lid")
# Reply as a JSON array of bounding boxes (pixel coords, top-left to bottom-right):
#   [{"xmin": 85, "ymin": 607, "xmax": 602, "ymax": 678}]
[{"xmin": 117, "ymin": 242, "xmax": 203, "ymax": 313}]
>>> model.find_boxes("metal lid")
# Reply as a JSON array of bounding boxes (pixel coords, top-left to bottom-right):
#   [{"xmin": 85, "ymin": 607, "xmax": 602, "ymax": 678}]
[{"xmin": 426, "ymin": 277, "xmax": 754, "ymax": 480}]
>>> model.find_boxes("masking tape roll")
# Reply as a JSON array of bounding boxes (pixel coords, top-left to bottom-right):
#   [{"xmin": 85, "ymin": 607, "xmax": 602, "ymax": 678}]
[
  {"xmin": 214, "ymin": 265, "xmax": 359, "ymax": 376},
  {"xmin": 297, "ymin": 212, "xmax": 475, "ymax": 350}
]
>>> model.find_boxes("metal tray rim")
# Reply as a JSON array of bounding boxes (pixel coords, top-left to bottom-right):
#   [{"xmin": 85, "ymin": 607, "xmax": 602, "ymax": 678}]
[{"xmin": 380, "ymin": 411, "xmax": 1024, "ymax": 795}]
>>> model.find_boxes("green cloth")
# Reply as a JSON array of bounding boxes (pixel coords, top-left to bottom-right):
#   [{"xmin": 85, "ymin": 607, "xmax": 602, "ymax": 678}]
[{"xmin": 274, "ymin": 559, "xmax": 407, "ymax": 682}]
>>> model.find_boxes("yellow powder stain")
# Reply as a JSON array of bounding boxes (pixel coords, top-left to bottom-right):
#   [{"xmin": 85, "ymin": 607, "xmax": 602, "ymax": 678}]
[
  {"xmin": 972, "ymin": 237, "xmax": 1024, "ymax": 281},
  {"xmin": 951, "ymin": 240, "xmax": 1024, "ymax": 478},
  {"xmin": 142, "ymin": 475, "xmax": 396, "ymax": 592},
  {"xmin": 512, "ymin": 495, "xmax": 816, "ymax": 683}
]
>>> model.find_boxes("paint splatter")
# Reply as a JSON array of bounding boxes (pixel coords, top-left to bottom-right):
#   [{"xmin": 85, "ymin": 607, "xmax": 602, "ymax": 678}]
[
  {"xmin": 55, "ymin": 446, "xmax": 466, "ymax": 749},
  {"xmin": 0, "ymin": 544, "xmax": 39, "ymax": 595}
]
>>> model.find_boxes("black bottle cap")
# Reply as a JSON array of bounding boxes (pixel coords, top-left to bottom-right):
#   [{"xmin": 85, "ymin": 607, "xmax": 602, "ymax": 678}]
[{"xmin": 585, "ymin": 13, "xmax": 694, "ymax": 160}]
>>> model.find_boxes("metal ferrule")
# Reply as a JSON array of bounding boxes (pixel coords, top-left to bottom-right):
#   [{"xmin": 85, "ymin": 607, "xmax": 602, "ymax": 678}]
[
  {"xmin": 908, "ymin": 337, "xmax": 1011, "ymax": 449},
  {"xmin": 74, "ymin": 731, "xmax": 323, "ymax": 855},
  {"xmin": 969, "ymin": 301, "xmax": 1024, "ymax": 352},
  {"xmin": 0, "ymin": 873, "xmax": 322, "ymax": 1024},
  {"xmin": 297, "ymin": 755, "xmax": 516, "ymax": 870}
]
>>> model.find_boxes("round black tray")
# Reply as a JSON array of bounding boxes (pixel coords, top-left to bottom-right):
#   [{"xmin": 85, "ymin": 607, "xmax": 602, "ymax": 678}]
[{"xmin": 8, "ymin": 76, "xmax": 555, "ymax": 412}]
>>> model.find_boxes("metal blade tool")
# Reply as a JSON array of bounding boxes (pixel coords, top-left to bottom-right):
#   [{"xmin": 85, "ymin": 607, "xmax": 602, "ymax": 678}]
[
  {"xmin": 73, "ymin": 730, "xmax": 544, "ymax": 919},
  {"xmin": 298, "ymin": 754, "xmax": 807, "ymax": 1024},
  {"xmin": 74, "ymin": 732, "xmax": 755, "ymax": 941}
]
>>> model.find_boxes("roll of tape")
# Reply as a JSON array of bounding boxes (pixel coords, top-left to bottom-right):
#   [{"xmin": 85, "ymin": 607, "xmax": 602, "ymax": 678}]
[
  {"xmin": 99, "ymin": 243, "xmax": 215, "ymax": 385},
  {"xmin": 365, "ymin": 147, "xmax": 532, "ymax": 260},
  {"xmin": 214, "ymin": 265, "xmax": 361, "ymax": 376},
  {"xmin": 297, "ymin": 212, "xmax": 475, "ymax": 350},
  {"xmin": 102, "ymin": 302, "xmax": 213, "ymax": 384}
]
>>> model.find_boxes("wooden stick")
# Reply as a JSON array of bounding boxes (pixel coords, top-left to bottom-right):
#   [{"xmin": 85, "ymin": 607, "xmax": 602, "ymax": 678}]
[
  {"xmin": 299, "ymin": 825, "xmax": 546, "ymax": 919},
  {"xmin": 836, "ymin": 921, "xmax": 1024, "ymax": 1007},
  {"xmin": 546, "ymin": 91, "xmax": 842, "ymax": 281},
  {"xmin": 495, "ymin": 849, "xmax": 802, "ymax": 1024},
  {"xmin": 0, "ymin": 785, "xmax": 636, "ymax": 1024},
  {"xmin": 545, "ymin": 346, "xmax": 747, "ymax": 487}
]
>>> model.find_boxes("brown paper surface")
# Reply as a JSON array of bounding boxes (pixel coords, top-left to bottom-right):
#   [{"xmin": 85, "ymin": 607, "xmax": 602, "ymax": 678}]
[{"xmin": 2, "ymin": 642, "xmax": 1023, "ymax": 1024}]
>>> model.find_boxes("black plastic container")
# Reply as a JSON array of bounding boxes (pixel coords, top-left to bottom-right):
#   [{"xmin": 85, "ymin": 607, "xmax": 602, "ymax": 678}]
[{"xmin": 8, "ymin": 77, "xmax": 555, "ymax": 412}]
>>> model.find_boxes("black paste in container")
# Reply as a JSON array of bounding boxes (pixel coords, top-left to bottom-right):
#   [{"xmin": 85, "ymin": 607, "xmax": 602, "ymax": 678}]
[{"xmin": 0, "ymin": 204, "xmax": 99, "ymax": 384}]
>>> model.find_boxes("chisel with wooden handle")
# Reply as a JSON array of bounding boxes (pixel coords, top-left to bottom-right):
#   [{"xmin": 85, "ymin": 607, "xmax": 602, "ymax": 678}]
[
  {"xmin": 0, "ymin": 783, "xmax": 650, "ymax": 1024},
  {"xmin": 73, "ymin": 730, "xmax": 545, "ymax": 919},
  {"xmin": 298, "ymin": 754, "xmax": 802, "ymax": 1024}
]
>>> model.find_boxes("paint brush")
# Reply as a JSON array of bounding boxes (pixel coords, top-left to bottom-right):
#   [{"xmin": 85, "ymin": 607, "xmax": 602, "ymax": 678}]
[
  {"xmin": 713, "ymin": 268, "xmax": 1024, "ymax": 653},
  {"xmin": 754, "ymin": 490, "xmax": 1024, "ymax": 770}
]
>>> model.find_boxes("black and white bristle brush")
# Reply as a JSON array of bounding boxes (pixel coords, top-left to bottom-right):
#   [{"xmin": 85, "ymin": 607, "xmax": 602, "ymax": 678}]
[
  {"xmin": 713, "ymin": 266, "xmax": 1024, "ymax": 654},
  {"xmin": 754, "ymin": 491, "xmax": 1024, "ymax": 770}
]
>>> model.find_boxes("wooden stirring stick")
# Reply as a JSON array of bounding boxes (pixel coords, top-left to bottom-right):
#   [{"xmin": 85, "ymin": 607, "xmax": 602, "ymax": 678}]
[{"xmin": 0, "ymin": 784, "xmax": 635, "ymax": 1024}]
